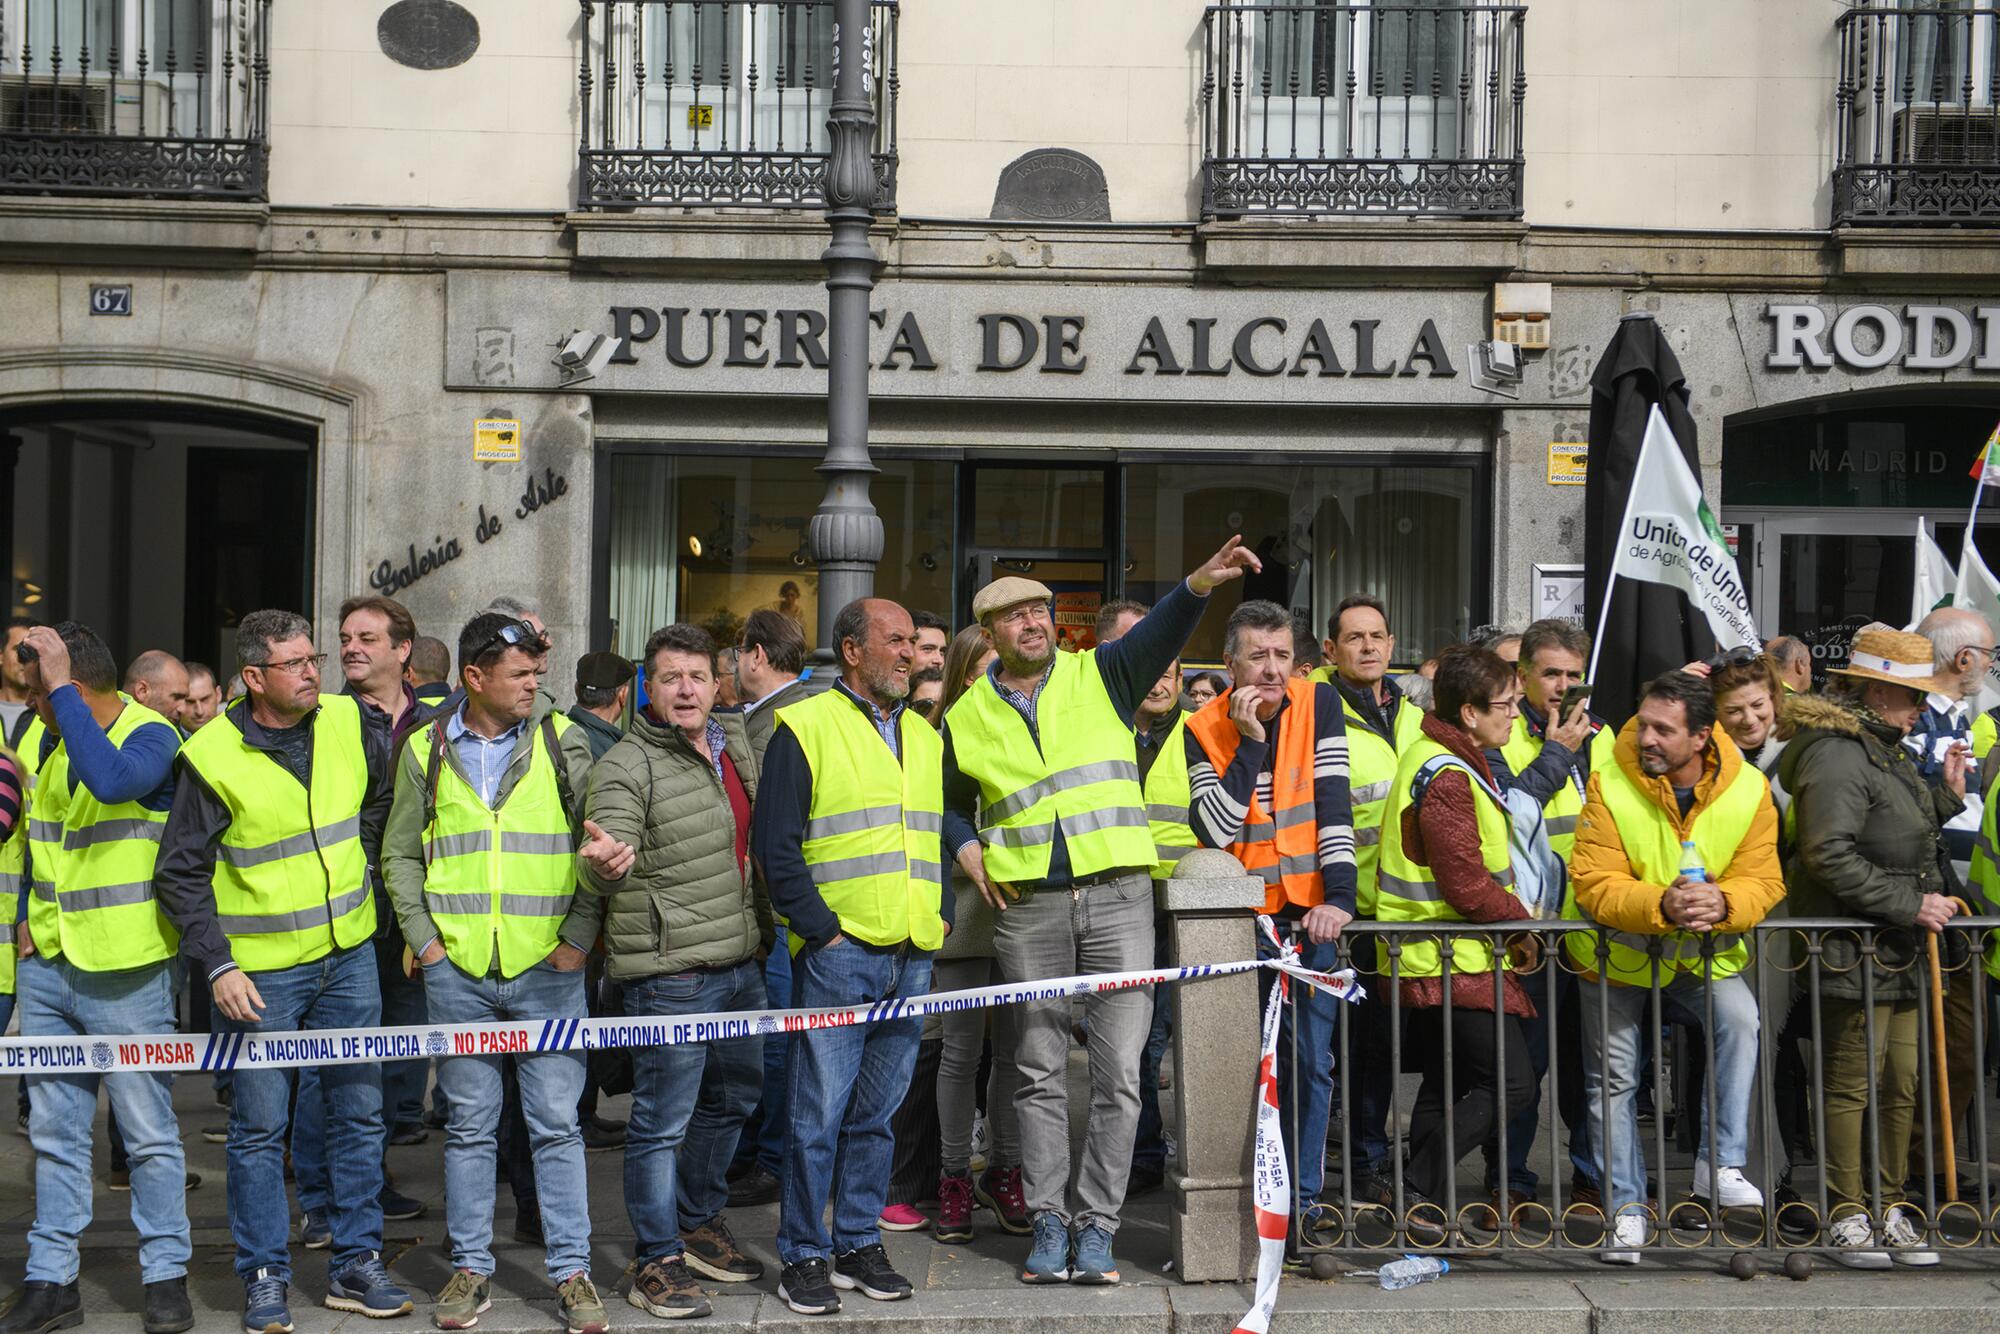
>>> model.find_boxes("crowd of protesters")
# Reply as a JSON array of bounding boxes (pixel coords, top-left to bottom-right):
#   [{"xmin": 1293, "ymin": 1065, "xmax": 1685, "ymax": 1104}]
[{"xmin": 1, "ymin": 564, "xmax": 1997, "ymax": 1334}]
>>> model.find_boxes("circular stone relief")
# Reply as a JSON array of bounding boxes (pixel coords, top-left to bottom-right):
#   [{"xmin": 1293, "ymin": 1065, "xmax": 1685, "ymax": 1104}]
[{"xmin": 377, "ymin": 0, "xmax": 481, "ymax": 71}]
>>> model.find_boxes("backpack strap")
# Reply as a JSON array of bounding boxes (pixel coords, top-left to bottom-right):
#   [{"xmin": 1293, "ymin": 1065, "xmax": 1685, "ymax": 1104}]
[
  {"xmin": 421, "ymin": 723, "xmax": 446, "ymax": 868},
  {"xmin": 541, "ymin": 714, "xmax": 580, "ymax": 835},
  {"xmin": 1410, "ymin": 752, "xmax": 1508, "ymax": 812}
]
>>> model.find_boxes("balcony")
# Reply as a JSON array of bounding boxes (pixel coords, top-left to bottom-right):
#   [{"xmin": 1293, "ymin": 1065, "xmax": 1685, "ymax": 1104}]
[
  {"xmin": 0, "ymin": 0, "xmax": 268, "ymax": 200},
  {"xmin": 1201, "ymin": 1, "xmax": 1525, "ymax": 220},
  {"xmin": 1834, "ymin": 3, "xmax": 2000, "ymax": 225},
  {"xmin": 576, "ymin": 0, "xmax": 897, "ymax": 211}
]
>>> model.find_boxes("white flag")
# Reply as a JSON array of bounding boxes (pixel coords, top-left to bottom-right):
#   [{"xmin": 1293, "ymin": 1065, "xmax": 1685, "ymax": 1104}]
[
  {"xmin": 1605, "ymin": 406, "xmax": 1759, "ymax": 653},
  {"xmin": 1953, "ymin": 529, "xmax": 2000, "ymax": 713},
  {"xmin": 1911, "ymin": 518, "xmax": 1956, "ymax": 630}
]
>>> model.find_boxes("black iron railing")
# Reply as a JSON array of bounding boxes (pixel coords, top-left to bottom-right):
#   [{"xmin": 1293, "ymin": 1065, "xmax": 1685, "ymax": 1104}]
[
  {"xmin": 1835, "ymin": 3, "xmax": 2000, "ymax": 225},
  {"xmin": 1272, "ymin": 917, "xmax": 2000, "ymax": 1260},
  {"xmin": 0, "ymin": 0, "xmax": 269, "ymax": 200},
  {"xmin": 576, "ymin": 0, "xmax": 897, "ymax": 210},
  {"xmin": 1201, "ymin": 1, "xmax": 1525, "ymax": 219}
]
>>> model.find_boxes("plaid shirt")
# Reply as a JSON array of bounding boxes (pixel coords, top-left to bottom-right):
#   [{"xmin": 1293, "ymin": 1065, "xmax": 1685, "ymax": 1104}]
[
  {"xmin": 698, "ymin": 717, "xmax": 727, "ymax": 778},
  {"xmin": 989, "ymin": 659, "xmax": 1054, "ymax": 743},
  {"xmin": 836, "ymin": 680, "xmax": 905, "ymax": 758}
]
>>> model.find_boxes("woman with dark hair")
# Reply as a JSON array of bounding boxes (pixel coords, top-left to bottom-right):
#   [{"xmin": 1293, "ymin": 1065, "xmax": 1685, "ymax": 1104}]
[
  {"xmin": 1184, "ymin": 671, "xmax": 1226, "ymax": 709},
  {"xmin": 1375, "ymin": 645, "xmax": 1537, "ymax": 1241}
]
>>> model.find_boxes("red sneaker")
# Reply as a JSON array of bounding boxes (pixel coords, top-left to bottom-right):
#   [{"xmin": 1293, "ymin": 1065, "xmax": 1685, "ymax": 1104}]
[
  {"xmin": 879, "ymin": 1203, "xmax": 929, "ymax": 1231},
  {"xmin": 976, "ymin": 1165, "xmax": 1031, "ymax": 1235},
  {"xmin": 935, "ymin": 1173, "xmax": 976, "ymax": 1244}
]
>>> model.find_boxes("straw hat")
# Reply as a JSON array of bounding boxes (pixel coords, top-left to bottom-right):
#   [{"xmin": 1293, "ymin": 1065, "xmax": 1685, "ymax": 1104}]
[{"xmin": 1828, "ymin": 627, "xmax": 1942, "ymax": 695}]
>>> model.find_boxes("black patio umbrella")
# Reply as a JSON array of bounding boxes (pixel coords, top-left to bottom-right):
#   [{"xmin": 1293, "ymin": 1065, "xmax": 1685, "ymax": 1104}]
[{"xmin": 1582, "ymin": 312, "xmax": 1709, "ymax": 730}]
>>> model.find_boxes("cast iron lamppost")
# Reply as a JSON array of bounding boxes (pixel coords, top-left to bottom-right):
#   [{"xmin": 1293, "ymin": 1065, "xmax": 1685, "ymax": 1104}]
[{"xmin": 806, "ymin": 0, "xmax": 883, "ymax": 677}]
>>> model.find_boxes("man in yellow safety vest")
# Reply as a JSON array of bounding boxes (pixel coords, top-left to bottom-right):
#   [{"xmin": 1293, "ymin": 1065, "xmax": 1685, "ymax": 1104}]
[
  {"xmin": 1570, "ymin": 670, "xmax": 1784, "ymax": 1263},
  {"xmin": 1, "ymin": 622, "xmax": 191, "ymax": 1334},
  {"xmin": 156, "ymin": 609, "xmax": 413, "ymax": 1333},
  {"xmin": 942, "ymin": 536, "xmax": 1258, "ymax": 1287},
  {"xmin": 382, "ymin": 612, "xmax": 622, "ymax": 1334},
  {"xmin": 752, "ymin": 597, "xmax": 947, "ymax": 1316}
]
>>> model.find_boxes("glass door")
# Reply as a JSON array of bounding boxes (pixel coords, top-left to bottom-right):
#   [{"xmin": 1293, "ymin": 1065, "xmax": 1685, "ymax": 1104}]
[{"xmin": 958, "ymin": 463, "xmax": 1115, "ymax": 635}]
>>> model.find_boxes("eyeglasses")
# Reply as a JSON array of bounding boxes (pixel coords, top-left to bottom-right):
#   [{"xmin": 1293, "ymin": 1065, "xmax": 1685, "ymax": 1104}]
[
  {"xmin": 1703, "ymin": 646, "xmax": 1760, "ymax": 672},
  {"xmin": 995, "ymin": 603, "xmax": 1050, "ymax": 629},
  {"xmin": 253, "ymin": 653, "xmax": 327, "ymax": 676}
]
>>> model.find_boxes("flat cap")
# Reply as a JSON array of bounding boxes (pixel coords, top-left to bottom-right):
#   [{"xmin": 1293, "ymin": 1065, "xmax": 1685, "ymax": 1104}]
[
  {"xmin": 971, "ymin": 576, "xmax": 1054, "ymax": 622},
  {"xmin": 575, "ymin": 650, "xmax": 634, "ymax": 691}
]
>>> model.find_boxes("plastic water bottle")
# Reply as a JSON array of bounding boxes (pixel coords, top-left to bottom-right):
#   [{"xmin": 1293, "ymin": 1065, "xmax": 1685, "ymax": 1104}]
[
  {"xmin": 1376, "ymin": 1255, "xmax": 1448, "ymax": 1290},
  {"xmin": 1679, "ymin": 838, "xmax": 1706, "ymax": 885}
]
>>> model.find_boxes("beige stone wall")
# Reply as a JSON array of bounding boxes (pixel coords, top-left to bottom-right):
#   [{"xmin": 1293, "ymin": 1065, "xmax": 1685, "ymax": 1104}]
[
  {"xmin": 1524, "ymin": 0, "xmax": 1835, "ymax": 230},
  {"xmin": 268, "ymin": 0, "xmax": 576, "ymax": 210}
]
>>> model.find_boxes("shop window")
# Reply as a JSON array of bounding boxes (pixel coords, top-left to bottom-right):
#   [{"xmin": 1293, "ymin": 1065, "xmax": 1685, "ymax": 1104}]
[
  {"xmin": 1124, "ymin": 461, "xmax": 1476, "ymax": 669},
  {"xmin": 603, "ymin": 451, "xmax": 952, "ymax": 658}
]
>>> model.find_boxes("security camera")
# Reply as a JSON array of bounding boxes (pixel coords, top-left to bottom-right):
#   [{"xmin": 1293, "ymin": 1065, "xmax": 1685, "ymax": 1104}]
[{"xmin": 551, "ymin": 330, "xmax": 616, "ymax": 386}]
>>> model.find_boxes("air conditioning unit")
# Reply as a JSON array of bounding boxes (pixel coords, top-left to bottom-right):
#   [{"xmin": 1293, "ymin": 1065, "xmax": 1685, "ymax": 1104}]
[
  {"xmin": 0, "ymin": 75, "xmax": 175, "ymax": 136},
  {"xmin": 1895, "ymin": 104, "xmax": 2000, "ymax": 164}
]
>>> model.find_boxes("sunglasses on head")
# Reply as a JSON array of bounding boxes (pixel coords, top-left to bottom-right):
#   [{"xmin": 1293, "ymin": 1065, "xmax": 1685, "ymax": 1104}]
[
  {"xmin": 473, "ymin": 618, "xmax": 545, "ymax": 663},
  {"xmin": 1703, "ymin": 646, "xmax": 1759, "ymax": 672}
]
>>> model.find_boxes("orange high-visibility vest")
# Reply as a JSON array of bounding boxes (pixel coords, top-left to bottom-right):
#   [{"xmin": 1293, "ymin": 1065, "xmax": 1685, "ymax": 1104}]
[{"xmin": 1187, "ymin": 678, "xmax": 1323, "ymax": 916}]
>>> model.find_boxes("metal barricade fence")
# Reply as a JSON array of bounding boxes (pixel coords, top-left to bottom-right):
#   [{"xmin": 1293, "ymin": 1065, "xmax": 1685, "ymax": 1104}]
[{"xmin": 1275, "ymin": 916, "xmax": 2000, "ymax": 1262}]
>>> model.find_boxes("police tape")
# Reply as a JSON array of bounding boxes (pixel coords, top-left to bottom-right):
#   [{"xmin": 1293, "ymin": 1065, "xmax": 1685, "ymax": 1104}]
[{"xmin": 0, "ymin": 942, "xmax": 1364, "ymax": 1076}]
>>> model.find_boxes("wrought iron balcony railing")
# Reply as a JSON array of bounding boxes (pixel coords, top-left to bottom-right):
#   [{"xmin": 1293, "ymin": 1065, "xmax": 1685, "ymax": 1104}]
[
  {"xmin": 0, "ymin": 0, "xmax": 268, "ymax": 200},
  {"xmin": 1835, "ymin": 2, "xmax": 2000, "ymax": 225},
  {"xmin": 576, "ymin": 0, "xmax": 897, "ymax": 211},
  {"xmin": 1201, "ymin": 1, "xmax": 1525, "ymax": 220}
]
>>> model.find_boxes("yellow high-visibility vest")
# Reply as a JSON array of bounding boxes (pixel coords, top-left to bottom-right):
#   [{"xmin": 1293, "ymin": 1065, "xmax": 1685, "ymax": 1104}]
[{"xmin": 1376, "ymin": 737, "xmax": 1515, "ymax": 980}]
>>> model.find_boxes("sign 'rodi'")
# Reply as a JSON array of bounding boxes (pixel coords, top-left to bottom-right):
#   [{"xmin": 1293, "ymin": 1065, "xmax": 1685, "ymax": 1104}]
[{"xmin": 1766, "ymin": 302, "xmax": 2000, "ymax": 371}]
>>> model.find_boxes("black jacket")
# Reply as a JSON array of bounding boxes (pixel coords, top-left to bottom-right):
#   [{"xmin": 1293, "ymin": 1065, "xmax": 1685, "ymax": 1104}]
[{"xmin": 155, "ymin": 695, "xmax": 395, "ymax": 982}]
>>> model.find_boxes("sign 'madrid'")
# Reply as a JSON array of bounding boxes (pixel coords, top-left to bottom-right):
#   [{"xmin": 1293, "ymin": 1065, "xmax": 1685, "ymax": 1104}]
[{"xmin": 445, "ymin": 273, "xmax": 1502, "ymax": 403}]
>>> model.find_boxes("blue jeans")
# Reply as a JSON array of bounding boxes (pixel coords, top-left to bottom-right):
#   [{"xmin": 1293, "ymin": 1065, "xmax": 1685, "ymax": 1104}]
[
  {"xmin": 779, "ymin": 941, "xmax": 931, "ymax": 1265},
  {"xmin": 19, "ymin": 955, "xmax": 190, "ymax": 1285},
  {"xmin": 624, "ymin": 958, "xmax": 767, "ymax": 1264},
  {"xmin": 1582, "ymin": 971, "xmax": 1759, "ymax": 1218},
  {"xmin": 377, "ymin": 935, "xmax": 429, "ymax": 1129},
  {"xmin": 423, "ymin": 956, "xmax": 591, "ymax": 1281},
  {"xmin": 731, "ymin": 932, "xmax": 792, "ymax": 1178},
  {"xmin": 221, "ymin": 944, "xmax": 385, "ymax": 1281},
  {"xmin": 1258, "ymin": 932, "xmax": 1339, "ymax": 1206}
]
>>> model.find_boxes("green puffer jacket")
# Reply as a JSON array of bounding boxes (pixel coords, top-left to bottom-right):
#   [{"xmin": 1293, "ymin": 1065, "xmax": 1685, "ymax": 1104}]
[
  {"xmin": 580, "ymin": 706, "xmax": 769, "ymax": 982},
  {"xmin": 1776, "ymin": 693, "xmax": 1965, "ymax": 1000}
]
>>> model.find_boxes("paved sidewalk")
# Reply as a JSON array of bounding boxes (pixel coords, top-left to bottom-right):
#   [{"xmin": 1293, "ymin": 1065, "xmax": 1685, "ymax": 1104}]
[{"xmin": 5, "ymin": 1079, "xmax": 2000, "ymax": 1332}]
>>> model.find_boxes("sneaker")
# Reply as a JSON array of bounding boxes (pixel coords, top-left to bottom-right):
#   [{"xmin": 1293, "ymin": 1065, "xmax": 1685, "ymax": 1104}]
[
  {"xmin": 975, "ymin": 1165, "xmax": 1031, "ymax": 1235},
  {"xmin": 1828, "ymin": 1211, "xmax": 1891, "ymax": 1269},
  {"xmin": 0, "ymin": 1280, "xmax": 82, "ymax": 1334},
  {"xmin": 1070, "ymin": 1223, "xmax": 1120, "ymax": 1286},
  {"xmin": 556, "ymin": 1273, "xmax": 608, "ymax": 1334},
  {"xmin": 582, "ymin": 1119, "xmax": 626, "ymax": 1152},
  {"xmin": 1125, "ymin": 1163, "xmax": 1165, "ymax": 1196},
  {"xmin": 628, "ymin": 1257, "xmax": 710, "ymax": 1320},
  {"xmin": 299, "ymin": 1210, "xmax": 331, "ymax": 1249},
  {"xmin": 109, "ymin": 1168, "xmax": 132, "ymax": 1190},
  {"xmin": 1884, "ymin": 1205, "xmax": 1940, "ymax": 1267},
  {"xmin": 1568, "ymin": 1173, "xmax": 1604, "ymax": 1218},
  {"xmin": 1349, "ymin": 1170, "xmax": 1395, "ymax": 1214},
  {"xmin": 777, "ymin": 1258, "xmax": 841, "ymax": 1316},
  {"xmin": 325, "ymin": 1254, "xmax": 415, "ymax": 1319},
  {"xmin": 203, "ymin": 1124, "xmax": 229, "ymax": 1145},
  {"xmin": 1401, "ymin": 1193, "xmax": 1448, "ymax": 1248},
  {"xmin": 936, "ymin": 1173, "xmax": 976, "ymax": 1244},
  {"xmin": 1600, "ymin": 1212, "xmax": 1646, "ymax": 1264},
  {"xmin": 831, "ymin": 1244, "xmax": 912, "ymax": 1301},
  {"xmin": 388, "ymin": 1123, "xmax": 430, "ymax": 1147},
  {"xmin": 681, "ymin": 1216, "xmax": 763, "ymax": 1283},
  {"xmin": 380, "ymin": 1186, "xmax": 427, "ymax": 1221},
  {"xmin": 241, "ymin": 1271, "xmax": 292, "ymax": 1334},
  {"xmin": 1020, "ymin": 1212, "xmax": 1072, "ymax": 1284},
  {"xmin": 143, "ymin": 1276, "xmax": 194, "ymax": 1334},
  {"xmin": 431, "ymin": 1270, "xmax": 492, "ymax": 1330},
  {"xmin": 878, "ymin": 1203, "xmax": 927, "ymax": 1232},
  {"xmin": 1692, "ymin": 1161, "xmax": 1764, "ymax": 1210},
  {"xmin": 726, "ymin": 1165, "xmax": 780, "ymax": 1208}
]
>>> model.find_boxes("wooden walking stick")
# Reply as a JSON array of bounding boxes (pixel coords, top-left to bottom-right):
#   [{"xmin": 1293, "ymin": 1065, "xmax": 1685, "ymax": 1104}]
[{"xmin": 1925, "ymin": 928, "xmax": 1956, "ymax": 1203}]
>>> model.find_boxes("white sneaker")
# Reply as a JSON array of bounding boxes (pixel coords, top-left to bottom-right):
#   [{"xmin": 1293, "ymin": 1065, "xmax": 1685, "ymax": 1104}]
[
  {"xmin": 1883, "ymin": 1205, "xmax": 1940, "ymax": 1266},
  {"xmin": 1600, "ymin": 1213, "xmax": 1645, "ymax": 1264},
  {"xmin": 1693, "ymin": 1161, "xmax": 1765, "ymax": 1210},
  {"xmin": 1828, "ymin": 1212, "xmax": 1891, "ymax": 1269}
]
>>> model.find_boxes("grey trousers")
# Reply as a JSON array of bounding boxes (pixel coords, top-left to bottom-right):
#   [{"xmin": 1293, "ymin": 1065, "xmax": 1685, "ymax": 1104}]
[
  {"xmin": 994, "ymin": 870, "xmax": 1155, "ymax": 1232},
  {"xmin": 933, "ymin": 955, "xmax": 1023, "ymax": 1174}
]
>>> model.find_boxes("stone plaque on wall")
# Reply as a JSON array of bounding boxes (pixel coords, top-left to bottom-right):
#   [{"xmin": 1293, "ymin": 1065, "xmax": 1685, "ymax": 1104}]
[
  {"xmin": 991, "ymin": 149, "xmax": 1112, "ymax": 222},
  {"xmin": 377, "ymin": 0, "xmax": 481, "ymax": 71}
]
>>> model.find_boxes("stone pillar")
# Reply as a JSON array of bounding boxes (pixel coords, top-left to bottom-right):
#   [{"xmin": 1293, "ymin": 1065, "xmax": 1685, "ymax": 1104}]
[{"xmin": 1164, "ymin": 848, "xmax": 1266, "ymax": 1283}]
